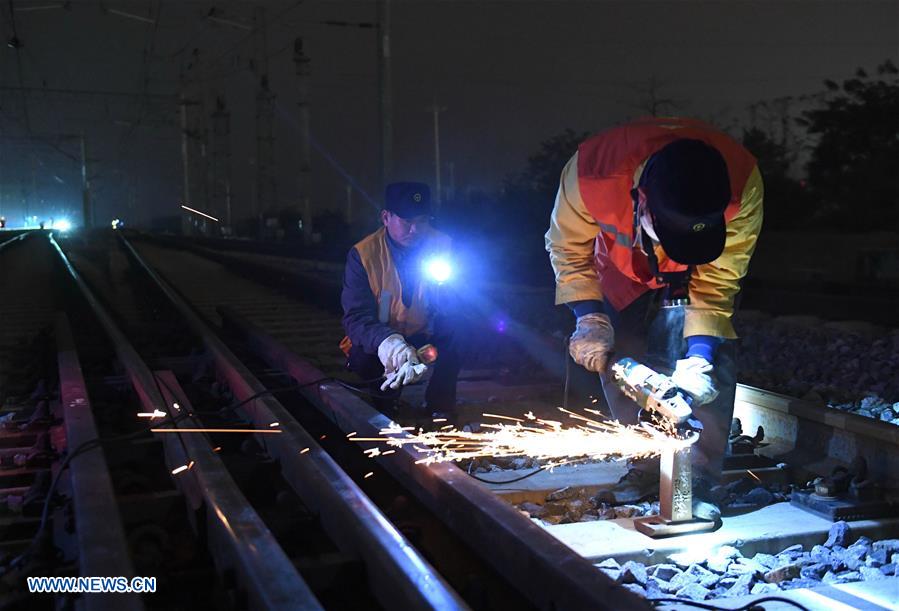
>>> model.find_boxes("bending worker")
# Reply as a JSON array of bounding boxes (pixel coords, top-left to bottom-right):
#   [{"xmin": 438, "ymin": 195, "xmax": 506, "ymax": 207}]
[
  {"xmin": 341, "ymin": 182, "xmax": 463, "ymax": 419},
  {"xmin": 545, "ymin": 117, "xmax": 763, "ymax": 502}
]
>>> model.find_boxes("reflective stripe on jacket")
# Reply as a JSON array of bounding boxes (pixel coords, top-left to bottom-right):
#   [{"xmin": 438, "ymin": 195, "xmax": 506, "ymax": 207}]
[
  {"xmin": 545, "ymin": 118, "xmax": 764, "ymax": 339},
  {"xmin": 353, "ymin": 226, "xmax": 451, "ymax": 339}
]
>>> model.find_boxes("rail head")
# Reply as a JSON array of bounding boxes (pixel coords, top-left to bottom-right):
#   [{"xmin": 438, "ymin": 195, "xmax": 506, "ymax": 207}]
[{"xmin": 56, "ymin": 313, "xmax": 144, "ymax": 611}]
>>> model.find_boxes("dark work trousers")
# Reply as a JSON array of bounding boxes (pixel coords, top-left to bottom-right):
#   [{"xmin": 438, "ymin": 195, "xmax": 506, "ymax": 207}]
[
  {"xmin": 347, "ymin": 314, "xmax": 465, "ymax": 415},
  {"xmin": 566, "ymin": 291, "xmax": 737, "ymax": 483}
]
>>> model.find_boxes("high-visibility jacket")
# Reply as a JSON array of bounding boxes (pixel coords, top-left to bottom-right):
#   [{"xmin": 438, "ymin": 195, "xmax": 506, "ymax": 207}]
[
  {"xmin": 545, "ymin": 117, "xmax": 764, "ymax": 339},
  {"xmin": 353, "ymin": 226, "xmax": 451, "ymax": 339}
]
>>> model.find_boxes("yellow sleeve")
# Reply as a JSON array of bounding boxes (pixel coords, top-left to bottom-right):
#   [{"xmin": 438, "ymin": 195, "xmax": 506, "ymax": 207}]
[
  {"xmin": 684, "ymin": 165, "xmax": 764, "ymax": 338},
  {"xmin": 545, "ymin": 151, "xmax": 605, "ymax": 305}
]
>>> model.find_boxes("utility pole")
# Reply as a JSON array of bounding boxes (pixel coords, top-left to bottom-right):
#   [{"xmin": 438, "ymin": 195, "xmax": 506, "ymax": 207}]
[
  {"xmin": 426, "ymin": 100, "xmax": 447, "ymax": 209},
  {"xmin": 179, "ymin": 91, "xmax": 192, "ymax": 235},
  {"xmin": 210, "ymin": 96, "xmax": 231, "ymax": 232},
  {"xmin": 294, "ymin": 37, "xmax": 313, "ymax": 245},
  {"xmin": 79, "ymin": 133, "xmax": 92, "ymax": 228},
  {"xmin": 179, "ymin": 51, "xmax": 206, "ymax": 236},
  {"xmin": 377, "ymin": 0, "xmax": 393, "ymax": 190},
  {"xmin": 254, "ymin": 6, "xmax": 276, "ymax": 228}
]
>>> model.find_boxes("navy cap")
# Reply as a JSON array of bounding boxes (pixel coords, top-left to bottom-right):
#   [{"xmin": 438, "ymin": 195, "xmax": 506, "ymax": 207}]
[
  {"xmin": 384, "ymin": 182, "xmax": 431, "ymax": 219},
  {"xmin": 641, "ymin": 139, "xmax": 731, "ymax": 265}
]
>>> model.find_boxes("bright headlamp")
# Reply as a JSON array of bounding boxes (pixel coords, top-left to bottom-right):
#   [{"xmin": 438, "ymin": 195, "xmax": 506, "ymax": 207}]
[{"xmin": 422, "ymin": 256, "xmax": 453, "ymax": 284}]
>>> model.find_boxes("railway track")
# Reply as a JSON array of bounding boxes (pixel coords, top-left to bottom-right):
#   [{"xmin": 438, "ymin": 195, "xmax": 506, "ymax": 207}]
[{"xmin": 2, "ymin": 229, "xmax": 897, "ymax": 610}]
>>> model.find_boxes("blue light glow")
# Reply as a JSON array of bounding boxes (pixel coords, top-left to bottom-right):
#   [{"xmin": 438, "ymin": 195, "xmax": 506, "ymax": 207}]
[{"xmin": 423, "ymin": 257, "xmax": 453, "ymax": 284}]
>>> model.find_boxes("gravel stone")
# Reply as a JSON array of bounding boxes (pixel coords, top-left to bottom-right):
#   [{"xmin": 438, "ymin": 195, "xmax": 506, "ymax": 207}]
[
  {"xmin": 644, "ymin": 577, "xmax": 665, "ymax": 598},
  {"xmin": 595, "ymin": 558, "xmax": 621, "ymax": 570},
  {"xmin": 778, "ymin": 543, "xmax": 804, "ymax": 557},
  {"xmin": 546, "ymin": 486, "xmax": 576, "ymax": 501},
  {"xmin": 810, "ymin": 544, "xmax": 831, "ymax": 564},
  {"xmin": 859, "ymin": 566, "xmax": 886, "ymax": 581},
  {"xmin": 614, "ymin": 505, "xmax": 643, "ymax": 519},
  {"xmin": 825, "ymin": 521, "xmax": 851, "ymax": 548},
  {"xmin": 669, "ymin": 570, "xmax": 700, "ymax": 590},
  {"xmin": 651, "ymin": 564, "xmax": 681, "ymax": 582},
  {"xmin": 880, "ymin": 563, "xmax": 896, "ymax": 576},
  {"xmin": 618, "ymin": 561, "xmax": 648, "ymax": 586},
  {"xmin": 872, "ymin": 539, "xmax": 899, "ymax": 555},
  {"xmin": 675, "ymin": 583, "xmax": 711, "ymax": 601},
  {"xmin": 800, "ymin": 563, "xmax": 829, "ymax": 580},
  {"xmin": 823, "ymin": 570, "xmax": 861, "ymax": 584},
  {"xmin": 725, "ymin": 574, "xmax": 755, "ymax": 597},
  {"xmin": 519, "ymin": 502, "xmax": 545, "ymax": 517},
  {"xmin": 764, "ymin": 564, "xmax": 801, "ymax": 583},
  {"xmin": 599, "ymin": 568, "xmax": 621, "ymax": 581},
  {"xmin": 751, "ymin": 583, "xmax": 781, "ymax": 595},
  {"xmin": 751, "ymin": 553, "xmax": 778, "ymax": 569},
  {"xmin": 706, "ymin": 556, "xmax": 731, "ymax": 574},
  {"xmin": 743, "ymin": 487, "xmax": 775, "ymax": 506}
]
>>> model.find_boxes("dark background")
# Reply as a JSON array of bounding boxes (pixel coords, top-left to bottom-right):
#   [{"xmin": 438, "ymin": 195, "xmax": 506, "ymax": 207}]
[{"xmin": 2, "ymin": 1, "xmax": 898, "ymax": 300}]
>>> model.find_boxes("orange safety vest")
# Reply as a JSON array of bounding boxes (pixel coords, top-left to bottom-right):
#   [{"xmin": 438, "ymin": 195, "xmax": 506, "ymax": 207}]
[
  {"xmin": 577, "ymin": 117, "xmax": 757, "ymax": 311},
  {"xmin": 340, "ymin": 226, "xmax": 451, "ymax": 356}
]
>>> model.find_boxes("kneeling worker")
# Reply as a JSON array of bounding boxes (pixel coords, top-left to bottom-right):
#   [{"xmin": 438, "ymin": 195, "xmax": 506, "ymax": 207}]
[
  {"xmin": 546, "ymin": 117, "xmax": 764, "ymax": 505},
  {"xmin": 341, "ymin": 182, "xmax": 463, "ymax": 418}
]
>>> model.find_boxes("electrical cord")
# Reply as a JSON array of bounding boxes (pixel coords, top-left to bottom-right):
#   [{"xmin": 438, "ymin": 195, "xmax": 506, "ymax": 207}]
[
  {"xmin": 466, "ymin": 465, "xmax": 546, "ymax": 484},
  {"xmin": 648, "ymin": 595, "xmax": 811, "ymax": 611}
]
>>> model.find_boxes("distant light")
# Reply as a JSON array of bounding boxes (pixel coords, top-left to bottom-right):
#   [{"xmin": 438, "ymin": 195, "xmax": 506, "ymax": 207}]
[
  {"xmin": 423, "ymin": 257, "xmax": 452, "ymax": 283},
  {"xmin": 54, "ymin": 219, "xmax": 72, "ymax": 232},
  {"xmin": 111, "ymin": 218, "xmax": 122, "ymax": 230}
]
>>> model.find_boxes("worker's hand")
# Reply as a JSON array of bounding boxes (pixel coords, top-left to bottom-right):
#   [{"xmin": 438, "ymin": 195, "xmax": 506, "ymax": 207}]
[
  {"xmin": 378, "ymin": 333, "xmax": 418, "ymax": 372},
  {"xmin": 380, "ymin": 361, "xmax": 428, "ymax": 391},
  {"xmin": 672, "ymin": 356, "xmax": 719, "ymax": 405},
  {"xmin": 569, "ymin": 313, "xmax": 615, "ymax": 373},
  {"xmin": 377, "ymin": 334, "xmax": 427, "ymax": 390}
]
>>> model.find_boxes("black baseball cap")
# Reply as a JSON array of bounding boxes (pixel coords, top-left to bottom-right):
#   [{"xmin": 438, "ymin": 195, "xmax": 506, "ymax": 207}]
[
  {"xmin": 641, "ymin": 139, "xmax": 732, "ymax": 265},
  {"xmin": 384, "ymin": 182, "xmax": 431, "ymax": 219}
]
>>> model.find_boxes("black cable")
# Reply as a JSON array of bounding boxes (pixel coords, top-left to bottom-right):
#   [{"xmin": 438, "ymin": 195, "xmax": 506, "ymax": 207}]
[
  {"xmin": 648, "ymin": 595, "xmax": 811, "ymax": 611},
  {"xmin": 466, "ymin": 466, "xmax": 546, "ymax": 484}
]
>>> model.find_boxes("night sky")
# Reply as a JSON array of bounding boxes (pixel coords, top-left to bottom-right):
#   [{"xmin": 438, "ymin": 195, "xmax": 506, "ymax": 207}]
[{"xmin": 1, "ymin": 0, "xmax": 897, "ymax": 228}]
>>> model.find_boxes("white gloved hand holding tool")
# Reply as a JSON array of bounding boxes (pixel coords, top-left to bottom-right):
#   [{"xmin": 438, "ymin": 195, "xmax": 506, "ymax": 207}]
[
  {"xmin": 569, "ymin": 312, "xmax": 615, "ymax": 373},
  {"xmin": 671, "ymin": 356, "xmax": 719, "ymax": 405},
  {"xmin": 377, "ymin": 333, "xmax": 428, "ymax": 391}
]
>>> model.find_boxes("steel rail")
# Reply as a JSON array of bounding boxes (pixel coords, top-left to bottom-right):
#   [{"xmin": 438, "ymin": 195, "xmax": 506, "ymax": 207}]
[
  {"xmin": 49, "ymin": 233, "xmax": 322, "ymax": 611},
  {"xmin": 119, "ymin": 234, "xmax": 468, "ymax": 611},
  {"xmin": 0, "ymin": 230, "xmax": 32, "ymax": 253},
  {"xmin": 56, "ymin": 313, "xmax": 144, "ymax": 611},
  {"xmin": 734, "ymin": 384, "xmax": 899, "ymax": 489},
  {"xmin": 217, "ymin": 306, "xmax": 653, "ymax": 611}
]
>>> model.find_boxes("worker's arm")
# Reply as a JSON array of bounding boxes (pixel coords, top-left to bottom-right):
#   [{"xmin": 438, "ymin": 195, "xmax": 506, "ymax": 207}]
[
  {"xmin": 684, "ymin": 166, "xmax": 764, "ymax": 339},
  {"xmin": 341, "ymin": 248, "xmax": 396, "ymax": 354},
  {"xmin": 545, "ymin": 151, "xmax": 605, "ymax": 309}
]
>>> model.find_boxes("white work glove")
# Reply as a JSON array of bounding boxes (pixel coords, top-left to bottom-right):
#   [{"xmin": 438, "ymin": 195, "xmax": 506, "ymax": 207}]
[
  {"xmin": 671, "ymin": 356, "xmax": 719, "ymax": 405},
  {"xmin": 568, "ymin": 313, "xmax": 615, "ymax": 373},
  {"xmin": 380, "ymin": 360, "xmax": 428, "ymax": 391},
  {"xmin": 378, "ymin": 333, "xmax": 417, "ymax": 371},
  {"xmin": 377, "ymin": 334, "xmax": 427, "ymax": 390}
]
